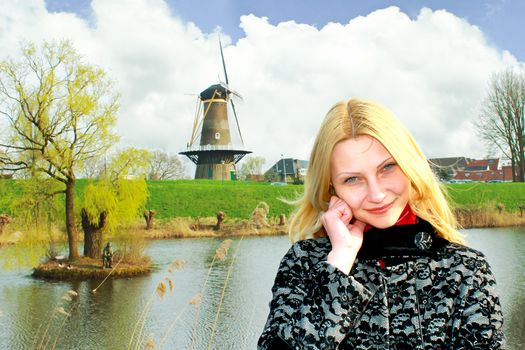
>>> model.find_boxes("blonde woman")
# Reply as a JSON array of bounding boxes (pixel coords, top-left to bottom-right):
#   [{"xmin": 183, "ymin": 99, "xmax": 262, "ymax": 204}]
[{"xmin": 258, "ymin": 98, "xmax": 505, "ymax": 349}]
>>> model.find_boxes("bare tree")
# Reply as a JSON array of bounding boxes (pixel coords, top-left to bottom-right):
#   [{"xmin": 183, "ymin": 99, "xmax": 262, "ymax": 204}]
[
  {"xmin": 238, "ymin": 156, "xmax": 266, "ymax": 180},
  {"xmin": 475, "ymin": 69, "xmax": 525, "ymax": 182},
  {"xmin": 148, "ymin": 150, "xmax": 185, "ymax": 180}
]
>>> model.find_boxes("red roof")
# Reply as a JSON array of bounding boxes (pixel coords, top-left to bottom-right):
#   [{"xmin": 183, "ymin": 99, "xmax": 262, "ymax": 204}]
[
  {"xmin": 453, "ymin": 165, "xmax": 513, "ymax": 181},
  {"xmin": 465, "ymin": 158, "xmax": 499, "ymax": 171}
]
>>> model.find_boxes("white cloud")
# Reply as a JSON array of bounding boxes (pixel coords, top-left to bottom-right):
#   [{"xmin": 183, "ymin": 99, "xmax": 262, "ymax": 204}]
[{"xmin": 0, "ymin": 1, "xmax": 522, "ymax": 175}]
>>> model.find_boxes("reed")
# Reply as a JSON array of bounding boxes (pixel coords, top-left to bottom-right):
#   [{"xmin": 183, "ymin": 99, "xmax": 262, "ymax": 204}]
[
  {"xmin": 188, "ymin": 239, "xmax": 233, "ymax": 349},
  {"xmin": 157, "ymin": 300, "xmax": 192, "ymax": 348},
  {"xmin": 51, "ymin": 298, "xmax": 79, "ymax": 350},
  {"xmin": 33, "ymin": 289, "xmax": 79, "ymax": 350},
  {"xmin": 127, "ymin": 258, "xmax": 185, "ymax": 350},
  {"xmin": 454, "ymin": 205, "xmax": 525, "ymax": 229},
  {"xmin": 207, "ymin": 236, "xmax": 244, "ymax": 350}
]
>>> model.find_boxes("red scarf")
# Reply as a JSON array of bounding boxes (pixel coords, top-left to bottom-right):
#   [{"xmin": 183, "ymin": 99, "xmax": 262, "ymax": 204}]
[{"xmin": 363, "ymin": 204, "xmax": 416, "ymax": 232}]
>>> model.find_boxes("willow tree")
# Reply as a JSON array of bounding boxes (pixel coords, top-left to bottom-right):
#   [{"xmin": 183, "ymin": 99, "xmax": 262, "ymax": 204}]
[
  {"xmin": 0, "ymin": 41, "xmax": 119, "ymax": 259},
  {"xmin": 82, "ymin": 148, "xmax": 150, "ymax": 259}
]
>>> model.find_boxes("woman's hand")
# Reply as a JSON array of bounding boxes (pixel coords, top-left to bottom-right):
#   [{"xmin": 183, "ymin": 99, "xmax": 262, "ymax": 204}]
[{"xmin": 321, "ymin": 196, "xmax": 366, "ymax": 275}]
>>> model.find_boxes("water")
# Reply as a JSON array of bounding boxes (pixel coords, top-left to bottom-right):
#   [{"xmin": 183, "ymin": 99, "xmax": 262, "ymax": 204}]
[{"xmin": 0, "ymin": 228, "xmax": 524, "ymax": 349}]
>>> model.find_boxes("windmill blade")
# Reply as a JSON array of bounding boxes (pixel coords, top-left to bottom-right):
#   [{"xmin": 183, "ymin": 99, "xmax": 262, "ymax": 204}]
[
  {"xmin": 219, "ymin": 37, "xmax": 229, "ymax": 85},
  {"xmin": 219, "ymin": 82, "xmax": 243, "ymax": 100},
  {"xmin": 230, "ymin": 99, "xmax": 245, "ymax": 146}
]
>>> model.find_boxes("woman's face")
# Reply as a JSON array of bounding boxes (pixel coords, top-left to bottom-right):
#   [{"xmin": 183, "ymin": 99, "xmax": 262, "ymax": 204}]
[{"xmin": 330, "ymin": 135, "xmax": 410, "ymax": 228}]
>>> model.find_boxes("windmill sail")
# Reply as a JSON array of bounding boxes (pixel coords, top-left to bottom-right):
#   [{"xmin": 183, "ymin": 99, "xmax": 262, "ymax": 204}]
[{"xmin": 179, "ymin": 40, "xmax": 251, "ymax": 180}]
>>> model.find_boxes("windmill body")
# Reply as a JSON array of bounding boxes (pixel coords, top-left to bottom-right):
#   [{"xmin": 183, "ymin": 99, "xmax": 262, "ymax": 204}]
[{"xmin": 179, "ymin": 50, "xmax": 251, "ymax": 180}]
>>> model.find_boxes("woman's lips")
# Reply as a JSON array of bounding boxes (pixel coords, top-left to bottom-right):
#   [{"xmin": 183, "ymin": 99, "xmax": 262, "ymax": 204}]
[{"xmin": 365, "ymin": 200, "xmax": 394, "ymax": 214}]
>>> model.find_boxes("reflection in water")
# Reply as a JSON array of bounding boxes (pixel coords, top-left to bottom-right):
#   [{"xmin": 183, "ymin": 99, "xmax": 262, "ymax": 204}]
[
  {"xmin": 465, "ymin": 227, "xmax": 525, "ymax": 349},
  {"xmin": 0, "ymin": 229, "xmax": 524, "ymax": 349}
]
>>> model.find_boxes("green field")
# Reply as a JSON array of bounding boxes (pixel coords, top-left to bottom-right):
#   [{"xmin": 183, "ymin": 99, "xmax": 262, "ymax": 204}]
[
  {"xmin": 446, "ymin": 182, "xmax": 525, "ymax": 211},
  {"xmin": 1, "ymin": 180, "xmax": 524, "ymax": 220},
  {"xmin": 0, "ymin": 179, "xmax": 302, "ymax": 220},
  {"xmin": 146, "ymin": 180, "xmax": 301, "ymax": 219}
]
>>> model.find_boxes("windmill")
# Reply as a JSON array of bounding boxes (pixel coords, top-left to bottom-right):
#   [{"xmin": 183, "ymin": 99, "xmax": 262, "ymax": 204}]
[{"xmin": 179, "ymin": 40, "xmax": 251, "ymax": 180}]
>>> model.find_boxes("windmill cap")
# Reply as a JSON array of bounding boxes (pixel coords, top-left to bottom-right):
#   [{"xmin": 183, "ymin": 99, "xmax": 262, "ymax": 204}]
[{"xmin": 200, "ymin": 84, "xmax": 228, "ymax": 100}]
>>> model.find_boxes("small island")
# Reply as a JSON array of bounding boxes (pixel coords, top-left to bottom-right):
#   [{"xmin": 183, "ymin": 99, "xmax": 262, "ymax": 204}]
[{"xmin": 32, "ymin": 256, "xmax": 152, "ymax": 281}]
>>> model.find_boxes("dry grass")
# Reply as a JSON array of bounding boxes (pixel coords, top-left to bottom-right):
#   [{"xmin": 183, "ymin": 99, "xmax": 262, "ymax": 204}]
[
  {"xmin": 455, "ymin": 206, "xmax": 525, "ymax": 228},
  {"xmin": 0, "ymin": 217, "xmax": 65, "ymax": 247},
  {"xmin": 142, "ymin": 215, "xmax": 288, "ymax": 239},
  {"xmin": 0, "ymin": 230, "xmax": 23, "ymax": 246}
]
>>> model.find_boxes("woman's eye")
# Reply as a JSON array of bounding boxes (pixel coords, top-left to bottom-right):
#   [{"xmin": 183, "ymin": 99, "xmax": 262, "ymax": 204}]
[
  {"xmin": 344, "ymin": 176, "xmax": 358, "ymax": 184},
  {"xmin": 383, "ymin": 162, "xmax": 397, "ymax": 171}
]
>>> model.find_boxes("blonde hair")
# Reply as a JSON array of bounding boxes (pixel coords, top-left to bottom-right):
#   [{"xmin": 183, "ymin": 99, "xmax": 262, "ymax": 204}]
[{"xmin": 289, "ymin": 98, "xmax": 464, "ymax": 244}]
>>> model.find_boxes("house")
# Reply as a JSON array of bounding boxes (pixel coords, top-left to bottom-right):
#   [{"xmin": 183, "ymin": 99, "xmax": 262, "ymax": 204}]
[
  {"xmin": 452, "ymin": 158, "xmax": 513, "ymax": 182},
  {"xmin": 428, "ymin": 157, "xmax": 471, "ymax": 173},
  {"xmin": 265, "ymin": 158, "xmax": 308, "ymax": 183}
]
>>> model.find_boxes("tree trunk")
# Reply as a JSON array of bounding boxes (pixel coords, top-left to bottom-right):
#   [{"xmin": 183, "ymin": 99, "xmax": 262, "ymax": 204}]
[
  {"xmin": 214, "ymin": 211, "xmax": 225, "ymax": 231},
  {"xmin": 510, "ymin": 156, "xmax": 517, "ymax": 182},
  {"xmin": 0, "ymin": 214, "xmax": 10, "ymax": 235},
  {"xmin": 279, "ymin": 214, "xmax": 286, "ymax": 226},
  {"xmin": 519, "ymin": 142, "xmax": 525, "ymax": 182},
  {"xmin": 65, "ymin": 178, "xmax": 79, "ymax": 260},
  {"xmin": 144, "ymin": 210, "xmax": 155, "ymax": 230},
  {"xmin": 82, "ymin": 208, "xmax": 107, "ymax": 259}
]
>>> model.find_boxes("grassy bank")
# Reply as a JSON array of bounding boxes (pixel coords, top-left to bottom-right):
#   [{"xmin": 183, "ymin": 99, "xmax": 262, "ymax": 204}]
[
  {"xmin": 1, "ymin": 179, "xmax": 525, "ymax": 222},
  {"xmin": 446, "ymin": 182, "xmax": 525, "ymax": 212},
  {"xmin": 0, "ymin": 179, "xmax": 300, "ymax": 220},
  {"xmin": 146, "ymin": 180, "xmax": 300, "ymax": 219}
]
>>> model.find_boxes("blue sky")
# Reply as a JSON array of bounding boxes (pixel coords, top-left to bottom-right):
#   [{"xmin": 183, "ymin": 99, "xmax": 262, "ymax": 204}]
[
  {"xmin": 45, "ymin": 0, "xmax": 525, "ymax": 61},
  {"xmin": 1, "ymin": 0, "xmax": 523, "ymax": 168}
]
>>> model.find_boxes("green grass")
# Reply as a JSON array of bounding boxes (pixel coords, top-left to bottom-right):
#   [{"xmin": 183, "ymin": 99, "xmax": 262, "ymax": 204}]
[
  {"xmin": 2, "ymin": 179, "xmax": 525, "ymax": 220},
  {"xmin": 0, "ymin": 179, "xmax": 302, "ymax": 220},
  {"xmin": 145, "ymin": 180, "xmax": 301, "ymax": 219},
  {"xmin": 446, "ymin": 182, "xmax": 525, "ymax": 211}
]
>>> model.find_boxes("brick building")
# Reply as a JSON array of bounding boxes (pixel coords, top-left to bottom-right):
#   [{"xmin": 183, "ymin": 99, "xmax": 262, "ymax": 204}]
[{"xmin": 452, "ymin": 158, "xmax": 513, "ymax": 182}]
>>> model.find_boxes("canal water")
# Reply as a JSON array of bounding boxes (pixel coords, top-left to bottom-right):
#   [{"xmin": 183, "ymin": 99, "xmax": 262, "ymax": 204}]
[{"xmin": 0, "ymin": 227, "xmax": 524, "ymax": 349}]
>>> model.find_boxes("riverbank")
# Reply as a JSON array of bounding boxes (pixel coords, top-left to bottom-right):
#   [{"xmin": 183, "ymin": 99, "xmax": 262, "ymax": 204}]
[
  {"xmin": 7, "ymin": 208, "xmax": 525, "ymax": 281},
  {"xmin": 1, "ymin": 207, "xmax": 525, "ymax": 248},
  {"xmin": 142, "ymin": 216, "xmax": 288, "ymax": 239},
  {"xmin": 455, "ymin": 207, "xmax": 525, "ymax": 228},
  {"xmin": 2, "ymin": 180, "xmax": 523, "ymax": 220}
]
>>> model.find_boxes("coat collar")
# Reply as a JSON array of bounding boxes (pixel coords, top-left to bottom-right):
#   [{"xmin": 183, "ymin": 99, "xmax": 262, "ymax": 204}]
[{"xmin": 357, "ymin": 218, "xmax": 447, "ymax": 261}]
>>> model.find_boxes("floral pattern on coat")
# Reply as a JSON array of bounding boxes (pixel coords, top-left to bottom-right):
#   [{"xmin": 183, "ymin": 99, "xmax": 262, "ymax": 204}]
[{"xmin": 258, "ymin": 223, "xmax": 505, "ymax": 350}]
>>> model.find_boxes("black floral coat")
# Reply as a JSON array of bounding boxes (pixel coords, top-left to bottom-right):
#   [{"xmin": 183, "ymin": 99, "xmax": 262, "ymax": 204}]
[{"xmin": 258, "ymin": 219, "xmax": 506, "ymax": 349}]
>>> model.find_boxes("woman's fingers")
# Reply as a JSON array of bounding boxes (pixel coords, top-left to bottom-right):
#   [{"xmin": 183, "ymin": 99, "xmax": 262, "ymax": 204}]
[
  {"xmin": 346, "ymin": 220, "xmax": 365, "ymax": 234},
  {"xmin": 327, "ymin": 196, "xmax": 353, "ymax": 223}
]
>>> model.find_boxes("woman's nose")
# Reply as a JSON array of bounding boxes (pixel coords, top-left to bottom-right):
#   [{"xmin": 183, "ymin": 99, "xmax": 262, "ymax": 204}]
[{"xmin": 367, "ymin": 179, "xmax": 386, "ymax": 203}]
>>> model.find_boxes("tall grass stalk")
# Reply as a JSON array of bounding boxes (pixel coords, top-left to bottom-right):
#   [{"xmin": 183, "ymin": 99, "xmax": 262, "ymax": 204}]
[
  {"xmin": 37, "ymin": 306, "xmax": 63, "ymax": 349},
  {"xmin": 51, "ymin": 302, "xmax": 78, "ymax": 350},
  {"xmin": 157, "ymin": 303, "xmax": 190, "ymax": 348},
  {"xmin": 188, "ymin": 255, "xmax": 217, "ymax": 349},
  {"xmin": 188, "ymin": 239, "xmax": 233, "ymax": 349},
  {"xmin": 34, "ymin": 290, "xmax": 78, "ymax": 350},
  {"xmin": 127, "ymin": 282, "xmax": 160, "ymax": 350},
  {"xmin": 207, "ymin": 236, "xmax": 244, "ymax": 350},
  {"xmin": 127, "ymin": 259, "xmax": 183, "ymax": 350}
]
